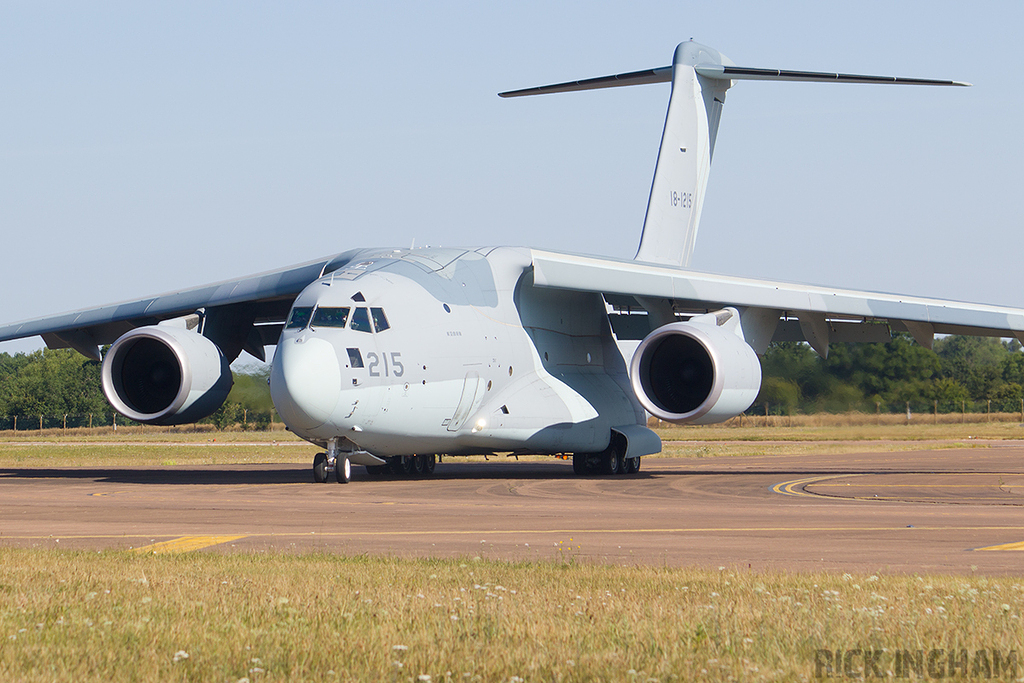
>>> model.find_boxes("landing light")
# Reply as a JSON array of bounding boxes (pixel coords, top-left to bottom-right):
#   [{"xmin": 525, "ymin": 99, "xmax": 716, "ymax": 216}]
[{"xmin": 472, "ymin": 418, "xmax": 487, "ymax": 433}]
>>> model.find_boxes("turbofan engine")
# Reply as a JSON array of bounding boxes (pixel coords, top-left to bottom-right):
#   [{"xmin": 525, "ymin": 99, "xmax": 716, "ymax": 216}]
[
  {"xmin": 101, "ymin": 325, "xmax": 233, "ymax": 425},
  {"xmin": 629, "ymin": 309, "xmax": 761, "ymax": 425}
]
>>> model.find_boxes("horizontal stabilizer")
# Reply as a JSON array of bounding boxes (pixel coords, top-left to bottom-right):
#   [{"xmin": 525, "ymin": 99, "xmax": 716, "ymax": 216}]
[
  {"xmin": 694, "ymin": 64, "xmax": 970, "ymax": 87},
  {"xmin": 498, "ymin": 67, "xmax": 672, "ymax": 97},
  {"xmin": 500, "ymin": 63, "xmax": 968, "ymax": 99}
]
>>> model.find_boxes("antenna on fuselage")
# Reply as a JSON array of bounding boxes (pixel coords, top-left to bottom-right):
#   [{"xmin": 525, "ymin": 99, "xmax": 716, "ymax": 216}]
[{"xmin": 500, "ymin": 41, "xmax": 969, "ymax": 268}]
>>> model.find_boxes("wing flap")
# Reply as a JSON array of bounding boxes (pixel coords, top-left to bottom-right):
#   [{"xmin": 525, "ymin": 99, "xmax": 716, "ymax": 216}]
[{"xmin": 531, "ymin": 250, "xmax": 1024, "ymax": 338}]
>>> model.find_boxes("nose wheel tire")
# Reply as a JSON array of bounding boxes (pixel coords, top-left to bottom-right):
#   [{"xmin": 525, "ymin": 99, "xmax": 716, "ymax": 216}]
[
  {"xmin": 313, "ymin": 452, "xmax": 328, "ymax": 483},
  {"xmin": 335, "ymin": 456, "xmax": 351, "ymax": 484}
]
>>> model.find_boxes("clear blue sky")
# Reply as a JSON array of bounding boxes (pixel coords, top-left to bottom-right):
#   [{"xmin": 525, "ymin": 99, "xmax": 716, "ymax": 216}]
[{"xmin": 2, "ymin": 1, "xmax": 1021, "ymax": 359}]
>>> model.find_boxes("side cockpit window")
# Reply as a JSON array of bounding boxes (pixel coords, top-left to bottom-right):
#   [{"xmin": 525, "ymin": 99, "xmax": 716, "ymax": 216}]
[
  {"xmin": 285, "ymin": 306, "xmax": 313, "ymax": 330},
  {"xmin": 370, "ymin": 307, "xmax": 390, "ymax": 332},
  {"xmin": 350, "ymin": 307, "xmax": 373, "ymax": 333},
  {"xmin": 312, "ymin": 307, "xmax": 350, "ymax": 328}
]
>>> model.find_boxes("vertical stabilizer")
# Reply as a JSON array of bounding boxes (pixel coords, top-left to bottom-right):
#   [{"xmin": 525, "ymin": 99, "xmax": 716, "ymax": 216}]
[
  {"xmin": 499, "ymin": 43, "xmax": 967, "ymax": 268},
  {"xmin": 634, "ymin": 42, "xmax": 732, "ymax": 267}
]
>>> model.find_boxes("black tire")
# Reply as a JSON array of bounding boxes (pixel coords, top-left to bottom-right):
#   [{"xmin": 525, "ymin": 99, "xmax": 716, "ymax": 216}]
[
  {"xmin": 365, "ymin": 464, "xmax": 388, "ymax": 477},
  {"xmin": 313, "ymin": 452, "xmax": 328, "ymax": 483},
  {"xmin": 421, "ymin": 454, "xmax": 436, "ymax": 475},
  {"xmin": 602, "ymin": 447, "xmax": 621, "ymax": 475},
  {"xmin": 335, "ymin": 456, "xmax": 351, "ymax": 484},
  {"xmin": 572, "ymin": 453, "xmax": 588, "ymax": 475},
  {"xmin": 624, "ymin": 456, "xmax": 639, "ymax": 474},
  {"xmin": 399, "ymin": 456, "xmax": 415, "ymax": 479},
  {"xmin": 615, "ymin": 450, "xmax": 626, "ymax": 475},
  {"xmin": 412, "ymin": 454, "xmax": 428, "ymax": 477}
]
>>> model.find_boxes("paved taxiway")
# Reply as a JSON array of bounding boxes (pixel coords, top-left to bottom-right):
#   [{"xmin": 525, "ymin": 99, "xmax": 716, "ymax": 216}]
[{"xmin": 1, "ymin": 445, "xmax": 1023, "ymax": 574}]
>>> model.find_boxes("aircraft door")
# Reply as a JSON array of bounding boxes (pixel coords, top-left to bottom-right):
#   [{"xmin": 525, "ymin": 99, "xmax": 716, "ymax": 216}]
[{"xmin": 447, "ymin": 371, "xmax": 483, "ymax": 432}]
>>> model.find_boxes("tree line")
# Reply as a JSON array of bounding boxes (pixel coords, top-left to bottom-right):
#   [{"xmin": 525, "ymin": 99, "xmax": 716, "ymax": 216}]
[
  {"xmin": 756, "ymin": 334, "xmax": 1024, "ymax": 415},
  {"xmin": 0, "ymin": 348, "xmax": 277, "ymax": 430},
  {"xmin": 2, "ymin": 334, "xmax": 1023, "ymax": 427}
]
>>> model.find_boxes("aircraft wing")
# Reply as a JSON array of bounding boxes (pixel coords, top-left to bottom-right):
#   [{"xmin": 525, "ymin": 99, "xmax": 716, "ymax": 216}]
[
  {"xmin": 531, "ymin": 250, "xmax": 1024, "ymax": 353},
  {"xmin": 0, "ymin": 255, "xmax": 343, "ymax": 362}
]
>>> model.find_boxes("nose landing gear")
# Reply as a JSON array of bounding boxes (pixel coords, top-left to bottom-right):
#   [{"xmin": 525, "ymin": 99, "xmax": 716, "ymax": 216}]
[{"xmin": 312, "ymin": 438, "xmax": 352, "ymax": 484}]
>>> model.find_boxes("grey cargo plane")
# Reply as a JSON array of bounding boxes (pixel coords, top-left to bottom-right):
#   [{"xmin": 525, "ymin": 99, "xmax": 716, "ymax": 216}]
[{"xmin": 2, "ymin": 42, "xmax": 1020, "ymax": 483}]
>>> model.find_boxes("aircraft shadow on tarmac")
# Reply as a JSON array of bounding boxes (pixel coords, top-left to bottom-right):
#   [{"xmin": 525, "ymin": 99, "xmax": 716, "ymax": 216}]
[{"xmin": 0, "ymin": 461, "xmax": 920, "ymax": 486}]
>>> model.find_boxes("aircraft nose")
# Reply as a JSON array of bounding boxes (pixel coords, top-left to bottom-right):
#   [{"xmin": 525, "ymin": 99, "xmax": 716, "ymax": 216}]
[{"xmin": 270, "ymin": 337, "xmax": 341, "ymax": 431}]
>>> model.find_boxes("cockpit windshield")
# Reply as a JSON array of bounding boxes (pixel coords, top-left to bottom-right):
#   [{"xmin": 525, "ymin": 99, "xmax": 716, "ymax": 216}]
[
  {"xmin": 350, "ymin": 307, "xmax": 373, "ymax": 333},
  {"xmin": 285, "ymin": 306, "xmax": 313, "ymax": 329},
  {"xmin": 370, "ymin": 307, "xmax": 390, "ymax": 332},
  {"xmin": 287, "ymin": 304, "xmax": 390, "ymax": 333},
  {"xmin": 312, "ymin": 307, "xmax": 350, "ymax": 328}
]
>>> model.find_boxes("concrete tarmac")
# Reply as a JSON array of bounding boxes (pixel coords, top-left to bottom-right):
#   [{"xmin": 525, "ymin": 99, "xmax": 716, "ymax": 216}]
[{"xmin": 2, "ymin": 444, "xmax": 1023, "ymax": 575}]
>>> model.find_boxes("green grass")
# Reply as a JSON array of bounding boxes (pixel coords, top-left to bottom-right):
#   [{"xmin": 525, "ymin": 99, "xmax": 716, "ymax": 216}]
[
  {"xmin": 0, "ymin": 419, "xmax": 1021, "ymax": 467},
  {"xmin": 0, "ymin": 442, "xmax": 311, "ymax": 468},
  {"xmin": 0, "ymin": 550, "xmax": 1021, "ymax": 682}
]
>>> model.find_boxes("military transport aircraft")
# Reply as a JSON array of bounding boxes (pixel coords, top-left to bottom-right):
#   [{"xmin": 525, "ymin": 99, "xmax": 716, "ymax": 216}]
[{"xmin": 2, "ymin": 41, "xmax": 1020, "ymax": 483}]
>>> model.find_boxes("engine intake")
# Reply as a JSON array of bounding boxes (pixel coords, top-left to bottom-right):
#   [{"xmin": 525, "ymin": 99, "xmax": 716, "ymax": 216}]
[
  {"xmin": 629, "ymin": 315, "xmax": 761, "ymax": 424},
  {"xmin": 101, "ymin": 325, "xmax": 233, "ymax": 425}
]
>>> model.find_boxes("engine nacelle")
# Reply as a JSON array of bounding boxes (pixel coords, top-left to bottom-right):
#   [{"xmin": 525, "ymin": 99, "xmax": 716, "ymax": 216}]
[
  {"xmin": 629, "ymin": 316, "xmax": 761, "ymax": 425},
  {"xmin": 101, "ymin": 325, "xmax": 233, "ymax": 425}
]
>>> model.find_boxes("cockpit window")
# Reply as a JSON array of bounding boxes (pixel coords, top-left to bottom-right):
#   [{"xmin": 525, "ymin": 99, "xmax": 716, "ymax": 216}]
[
  {"xmin": 370, "ymin": 307, "xmax": 390, "ymax": 332},
  {"xmin": 285, "ymin": 306, "xmax": 313, "ymax": 330},
  {"xmin": 312, "ymin": 307, "xmax": 350, "ymax": 328},
  {"xmin": 350, "ymin": 307, "xmax": 373, "ymax": 333}
]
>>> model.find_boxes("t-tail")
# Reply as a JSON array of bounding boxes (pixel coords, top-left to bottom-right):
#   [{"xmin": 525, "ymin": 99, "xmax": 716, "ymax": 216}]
[{"xmin": 500, "ymin": 41, "xmax": 969, "ymax": 267}]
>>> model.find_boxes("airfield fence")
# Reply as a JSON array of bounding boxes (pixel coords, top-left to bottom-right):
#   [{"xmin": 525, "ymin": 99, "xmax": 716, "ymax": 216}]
[
  {"xmin": 0, "ymin": 410, "xmax": 280, "ymax": 433},
  {"xmin": 2, "ymin": 401, "xmax": 1023, "ymax": 436},
  {"xmin": 749, "ymin": 396, "xmax": 1024, "ymax": 421}
]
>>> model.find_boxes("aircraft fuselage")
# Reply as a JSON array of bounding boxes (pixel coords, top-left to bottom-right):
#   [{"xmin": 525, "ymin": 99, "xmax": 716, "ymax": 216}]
[{"xmin": 270, "ymin": 246, "xmax": 646, "ymax": 460}]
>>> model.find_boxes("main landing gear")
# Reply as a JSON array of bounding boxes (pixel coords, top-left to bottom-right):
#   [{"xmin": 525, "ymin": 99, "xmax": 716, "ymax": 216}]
[
  {"xmin": 572, "ymin": 436, "xmax": 641, "ymax": 476},
  {"xmin": 370, "ymin": 454, "xmax": 436, "ymax": 478},
  {"xmin": 313, "ymin": 439, "xmax": 352, "ymax": 484}
]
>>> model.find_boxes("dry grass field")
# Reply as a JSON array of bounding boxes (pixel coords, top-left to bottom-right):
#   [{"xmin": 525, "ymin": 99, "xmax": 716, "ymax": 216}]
[
  {"xmin": 1, "ymin": 421, "xmax": 1023, "ymax": 680},
  {"xmin": 1, "ymin": 551, "xmax": 1021, "ymax": 682},
  {"xmin": 1, "ymin": 414, "xmax": 1022, "ymax": 467}
]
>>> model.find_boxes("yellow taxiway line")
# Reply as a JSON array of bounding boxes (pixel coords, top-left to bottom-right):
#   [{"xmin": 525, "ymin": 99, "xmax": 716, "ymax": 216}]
[
  {"xmin": 131, "ymin": 535, "xmax": 247, "ymax": 554},
  {"xmin": 771, "ymin": 475, "xmax": 858, "ymax": 497},
  {"xmin": 975, "ymin": 540, "xmax": 1024, "ymax": 552}
]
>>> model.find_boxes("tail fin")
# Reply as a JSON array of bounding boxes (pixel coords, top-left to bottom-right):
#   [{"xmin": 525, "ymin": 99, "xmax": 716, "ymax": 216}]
[{"xmin": 500, "ymin": 41, "xmax": 968, "ymax": 267}]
